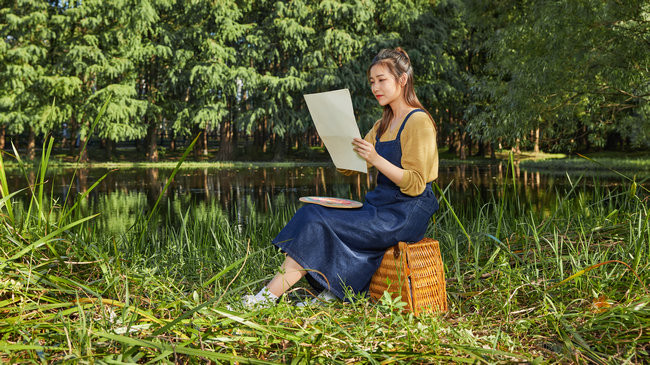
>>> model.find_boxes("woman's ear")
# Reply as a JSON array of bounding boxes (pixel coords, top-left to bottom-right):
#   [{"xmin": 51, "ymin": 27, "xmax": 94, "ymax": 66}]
[{"xmin": 400, "ymin": 74, "xmax": 407, "ymax": 86}]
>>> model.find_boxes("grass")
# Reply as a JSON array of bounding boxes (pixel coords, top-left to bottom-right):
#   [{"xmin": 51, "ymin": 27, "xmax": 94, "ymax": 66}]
[{"xmin": 0, "ymin": 140, "xmax": 648, "ymax": 363}]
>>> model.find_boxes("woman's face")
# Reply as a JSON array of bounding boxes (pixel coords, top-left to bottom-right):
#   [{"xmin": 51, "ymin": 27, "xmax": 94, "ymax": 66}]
[{"xmin": 369, "ymin": 64, "xmax": 403, "ymax": 107}]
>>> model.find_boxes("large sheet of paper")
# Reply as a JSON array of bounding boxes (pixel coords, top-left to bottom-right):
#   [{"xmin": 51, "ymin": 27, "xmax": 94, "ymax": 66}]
[{"xmin": 304, "ymin": 89, "xmax": 367, "ymax": 173}]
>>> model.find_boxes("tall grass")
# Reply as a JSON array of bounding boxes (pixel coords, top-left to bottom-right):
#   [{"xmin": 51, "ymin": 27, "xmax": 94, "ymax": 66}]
[{"xmin": 0, "ymin": 145, "xmax": 648, "ymax": 363}]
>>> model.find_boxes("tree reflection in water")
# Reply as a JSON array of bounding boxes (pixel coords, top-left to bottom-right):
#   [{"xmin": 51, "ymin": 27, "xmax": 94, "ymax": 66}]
[{"xmin": 3, "ymin": 163, "xmax": 632, "ymax": 232}]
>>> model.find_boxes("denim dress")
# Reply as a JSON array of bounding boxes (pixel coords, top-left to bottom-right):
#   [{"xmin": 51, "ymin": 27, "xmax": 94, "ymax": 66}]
[{"xmin": 272, "ymin": 109, "xmax": 439, "ymax": 300}]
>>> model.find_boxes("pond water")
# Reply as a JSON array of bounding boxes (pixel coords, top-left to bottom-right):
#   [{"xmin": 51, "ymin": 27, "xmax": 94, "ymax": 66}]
[{"xmin": 4, "ymin": 162, "xmax": 640, "ymax": 232}]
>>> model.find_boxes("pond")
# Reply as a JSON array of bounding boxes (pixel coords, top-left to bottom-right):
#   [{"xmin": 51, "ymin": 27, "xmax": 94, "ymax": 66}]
[{"xmin": 3, "ymin": 162, "xmax": 640, "ymax": 234}]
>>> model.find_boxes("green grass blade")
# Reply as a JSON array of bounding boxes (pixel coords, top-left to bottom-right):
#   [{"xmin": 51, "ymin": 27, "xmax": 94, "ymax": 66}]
[
  {"xmin": 136, "ymin": 133, "xmax": 200, "ymax": 244},
  {"xmin": 434, "ymin": 182, "xmax": 473, "ymax": 248},
  {"xmin": 547, "ymin": 259, "xmax": 644, "ymax": 291},
  {"xmin": 0, "ymin": 188, "xmax": 26, "ymax": 226},
  {"xmin": 94, "ymin": 331, "xmax": 278, "ymax": 364},
  {"xmin": 1, "ymin": 213, "xmax": 99, "ymax": 270},
  {"xmin": 59, "ymin": 95, "xmax": 111, "ymax": 227},
  {"xmin": 11, "ymin": 141, "xmax": 37, "ymax": 231},
  {"xmin": 36, "ymin": 135, "xmax": 55, "ymax": 230},
  {"xmin": 59, "ymin": 169, "xmax": 115, "ymax": 224},
  {"xmin": 0, "ymin": 151, "xmax": 15, "ymax": 224},
  {"xmin": 210, "ymin": 308, "xmax": 301, "ymax": 341},
  {"xmin": 0, "ymin": 344, "xmax": 68, "ymax": 352}
]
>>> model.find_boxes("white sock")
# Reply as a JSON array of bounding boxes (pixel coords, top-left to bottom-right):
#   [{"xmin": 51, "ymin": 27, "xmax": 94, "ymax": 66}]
[
  {"xmin": 254, "ymin": 287, "xmax": 279, "ymax": 303},
  {"xmin": 317, "ymin": 289, "xmax": 338, "ymax": 302}
]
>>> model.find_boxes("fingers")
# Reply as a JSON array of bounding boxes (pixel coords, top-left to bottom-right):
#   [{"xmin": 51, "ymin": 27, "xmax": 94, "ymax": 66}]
[
  {"xmin": 352, "ymin": 138, "xmax": 375, "ymax": 161},
  {"xmin": 352, "ymin": 138, "xmax": 369, "ymax": 148},
  {"xmin": 352, "ymin": 138, "xmax": 367, "ymax": 153},
  {"xmin": 352, "ymin": 138, "xmax": 366, "ymax": 151}
]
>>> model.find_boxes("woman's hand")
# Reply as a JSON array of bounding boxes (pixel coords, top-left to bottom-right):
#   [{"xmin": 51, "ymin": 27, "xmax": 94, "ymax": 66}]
[
  {"xmin": 353, "ymin": 137, "xmax": 405, "ymax": 185},
  {"xmin": 352, "ymin": 138, "xmax": 378, "ymax": 165}
]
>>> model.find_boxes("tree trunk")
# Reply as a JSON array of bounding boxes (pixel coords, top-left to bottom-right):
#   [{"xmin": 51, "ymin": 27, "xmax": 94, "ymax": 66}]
[
  {"xmin": 273, "ymin": 135, "xmax": 287, "ymax": 161},
  {"xmin": 192, "ymin": 125, "xmax": 201, "ymax": 159},
  {"xmin": 193, "ymin": 126, "xmax": 209, "ymax": 158},
  {"xmin": 27, "ymin": 127, "xmax": 36, "ymax": 160},
  {"xmin": 262, "ymin": 117, "xmax": 268, "ymax": 153},
  {"xmin": 253, "ymin": 123, "xmax": 263, "ymax": 155},
  {"xmin": 459, "ymin": 131, "xmax": 467, "ymax": 160},
  {"xmin": 145, "ymin": 120, "xmax": 159, "ymax": 162},
  {"xmin": 79, "ymin": 135, "xmax": 89, "ymax": 162},
  {"xmin": 477, "ymin": 141, "xmax": 486, "ymax": 157},
  {"xmin": 202, "ymin": 126, "xmax": 208, "ymax": 156},
  {"xmin": 512, "ymin": 138, "xmax": 521, "ymax": 154},
  {"xmin": 533, "ymin": 127, "xmax": 540, "ymax": 153},
  {"xmin": 0, "ymin": 125, "xmax": 5, "ymax": 150},
  {"xmin": 106, "ymin": 139, "xmax": 115, "ymax": 160},
  {"xmin": 218, "ymin": 120, "xmax": 234, "ymax": 160},
  {"xmin": 68, "ymin": 117, "xmax": 78, "ymax": 153}
]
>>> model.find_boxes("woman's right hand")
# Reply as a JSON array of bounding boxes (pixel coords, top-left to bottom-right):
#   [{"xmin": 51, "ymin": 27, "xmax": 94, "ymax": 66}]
[{"xmin": 352, "ymin": 138, "xmax": 379, "ymax": 165}]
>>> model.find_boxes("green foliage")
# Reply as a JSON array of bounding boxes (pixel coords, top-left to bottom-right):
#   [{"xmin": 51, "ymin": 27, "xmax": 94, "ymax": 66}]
[
  {"xmin": 464, "ymin": 0, "xmax": 650, "ymax": 151},
  {"xmin": 0, "ymin": 0, "xmax": 57, "ymax": 135},
  {"xmin": 174, "ymin": 0, "xmax": 247, "ymax": 134},
  {"xmin": 51, "ymin": 0, "xmax": 150, "ymax": 144},
  {"xmin": 0, "ymin": 0, "xmax": 648, "ymax": 158}
]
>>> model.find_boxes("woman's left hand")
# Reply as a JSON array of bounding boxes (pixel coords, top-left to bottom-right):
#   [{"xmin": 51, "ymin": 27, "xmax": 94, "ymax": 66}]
[{"xmin": 352, "ymin": 138, "xmax": 378, "ymax": 164}]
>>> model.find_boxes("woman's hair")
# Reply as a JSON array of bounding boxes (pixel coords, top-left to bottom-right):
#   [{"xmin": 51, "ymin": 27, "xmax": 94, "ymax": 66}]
[{"xmin": 367, "ymin": 47, "xmax": 436, "ymax": 138}]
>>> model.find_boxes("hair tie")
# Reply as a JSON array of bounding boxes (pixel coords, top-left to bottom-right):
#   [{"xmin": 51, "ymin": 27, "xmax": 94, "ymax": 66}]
[{"xmin": 394, "ymin": 47, "xmax": 410, "ymax": 64}]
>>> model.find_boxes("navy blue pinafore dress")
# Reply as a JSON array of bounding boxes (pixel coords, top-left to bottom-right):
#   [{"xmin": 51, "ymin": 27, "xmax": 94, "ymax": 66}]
[{"xmin": 272, "ymin": 109, "xmax": 439, "ymax": 300}]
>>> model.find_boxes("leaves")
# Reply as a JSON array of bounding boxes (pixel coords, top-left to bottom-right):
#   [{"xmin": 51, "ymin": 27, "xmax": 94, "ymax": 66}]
[{"xmin": 1, "ymin": 0, "xmax": 647, "ymax": 158}]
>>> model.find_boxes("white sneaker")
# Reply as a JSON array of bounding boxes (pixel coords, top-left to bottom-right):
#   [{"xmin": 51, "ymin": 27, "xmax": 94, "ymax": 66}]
[
  {"xmin": 296, "ymin": 290, "xmax": 338, "ymax": 307},
  {"xmin": 240, "ymin": 288, "xmax": 278, "ymax": 309},
  {"xmin": 241, "ymin": 294, "xmax": 262, "ymax": 307}
]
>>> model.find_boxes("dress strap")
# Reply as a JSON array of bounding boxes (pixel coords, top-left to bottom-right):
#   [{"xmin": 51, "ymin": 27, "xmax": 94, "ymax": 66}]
[
  {"xmin": 375, "ymin": 108, "xmax": 424, "ymax": 142},
  {"xmin": 396, "ymin": 109, "xmax": 424, "ymax": 140}
]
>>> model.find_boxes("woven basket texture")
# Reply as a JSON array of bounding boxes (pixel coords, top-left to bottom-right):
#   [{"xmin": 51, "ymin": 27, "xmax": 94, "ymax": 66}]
[{"xmin": 369, "ymin": 238, "xmax": 447, "ymax": 315}]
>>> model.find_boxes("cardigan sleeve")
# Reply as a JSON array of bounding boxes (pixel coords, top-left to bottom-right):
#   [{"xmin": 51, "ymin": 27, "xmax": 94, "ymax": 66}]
[{"xmin": 396, "ymin": 113, "xmax": 438, "ymax": 196}]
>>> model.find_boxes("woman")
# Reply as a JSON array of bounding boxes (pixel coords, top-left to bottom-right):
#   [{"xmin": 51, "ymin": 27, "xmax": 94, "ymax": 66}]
[{"xmin": 242, "ymin": 47, "xmax": 439, "ymax": 307}]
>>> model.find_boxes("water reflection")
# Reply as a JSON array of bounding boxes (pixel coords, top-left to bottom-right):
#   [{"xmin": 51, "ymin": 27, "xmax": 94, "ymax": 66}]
[{"xmin": 5, "ymin": 163, "xmax": 642, "ymax": 230}]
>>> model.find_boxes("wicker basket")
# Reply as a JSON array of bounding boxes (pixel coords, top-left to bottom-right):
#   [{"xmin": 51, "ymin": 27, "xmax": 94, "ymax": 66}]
[{"xmin": 369, "ymin": 238, "xmax": 447, "ymax": 315}]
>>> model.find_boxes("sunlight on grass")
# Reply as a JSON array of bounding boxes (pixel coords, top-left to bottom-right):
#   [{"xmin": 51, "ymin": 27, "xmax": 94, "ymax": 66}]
[{"xmin": 0, "ymin": 140, "xmax": 648, "ymax": 363}]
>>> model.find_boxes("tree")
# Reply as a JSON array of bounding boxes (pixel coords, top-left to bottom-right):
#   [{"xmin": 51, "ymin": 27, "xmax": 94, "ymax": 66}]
[
  {"xmin": 130, "ymin": 0, "xmax": 180, "ymax": 162},
  {"xmin": 0, "ymin": 0, "xmax": 59, "ymax": 159},
  {"xmin": 464, "ymin": 0, "xmax": 650, "ymax": 152},
  {"xmin": 55, "ymin": 0, "xmax": 148, "ymax": 161},
  {"xmin": 174, "ymin": 0, "xmax": 247, "ymax": 160},
  {"xmin": 238, "ymin": 0, "xmax": 315, "ymax": 160}
]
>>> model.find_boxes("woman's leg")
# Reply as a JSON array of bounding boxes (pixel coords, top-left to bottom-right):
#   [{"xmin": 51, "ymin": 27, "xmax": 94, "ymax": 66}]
[
  {"xmin": 266, "ymin": 255, "xmax": 307, "ymax": 297},
  {"xmin": 239, "ymin": 255, "xmax": 306, "ymax": 308}
]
